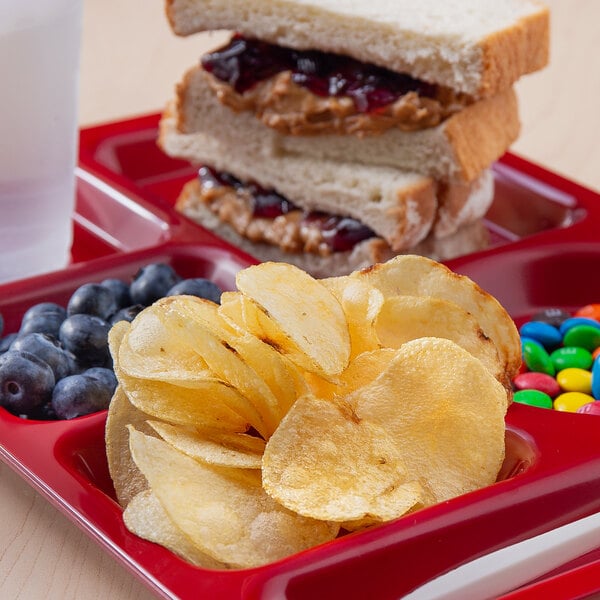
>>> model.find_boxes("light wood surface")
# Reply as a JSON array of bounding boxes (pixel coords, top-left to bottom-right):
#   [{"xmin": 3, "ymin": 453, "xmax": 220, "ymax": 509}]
[{"xmin": 1, "ymin": 1, "xmax": 598, "ymax": 598}]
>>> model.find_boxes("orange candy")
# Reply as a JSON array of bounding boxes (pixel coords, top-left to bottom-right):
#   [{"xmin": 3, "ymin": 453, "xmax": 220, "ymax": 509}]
[{"xmin": 575, "ymin": 303, "xmax": 600, "ymax": 322}]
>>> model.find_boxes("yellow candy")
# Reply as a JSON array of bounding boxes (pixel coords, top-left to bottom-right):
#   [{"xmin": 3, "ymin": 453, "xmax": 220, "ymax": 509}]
[
  {"xmin": 554, "ymin": 391, "xmax": 595, "ymax": 413},
  {"xmin": 556, "ymin": 368, "xmax": 592, "ymax": 394}
]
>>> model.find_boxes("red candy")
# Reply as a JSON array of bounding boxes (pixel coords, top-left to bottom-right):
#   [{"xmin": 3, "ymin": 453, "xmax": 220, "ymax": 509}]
[
  {"xmin": 513, "ymin": 372, "xmax": 561, "ymax": 398},
  {"xmin": 576, "ymin": 402, "xmax": 600, "ymax": 416}
]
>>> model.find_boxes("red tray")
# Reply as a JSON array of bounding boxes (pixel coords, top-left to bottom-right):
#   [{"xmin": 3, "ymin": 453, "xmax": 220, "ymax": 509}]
[{"xmin": 1, "ymin": 113, "xmax": 600, "ymax": 599}]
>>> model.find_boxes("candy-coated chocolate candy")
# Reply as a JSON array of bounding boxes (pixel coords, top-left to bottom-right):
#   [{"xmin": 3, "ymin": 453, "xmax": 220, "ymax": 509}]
[
  {"xmin": 522, "ymin": 340, "xmax": 555, "ymax": 376},
  {"xmin": 513, "ymin": 389, "xmax": 553, "ymax": 409},
  {"xmin": 556, "ymin": 368, "xmax": 592, "ymax": 394},
  {"xmin": 577, "ymin": 401, "xmax": 600, "ymax": 416},
  {"xmin": 559, "ymin": 317, "xmax": 600, "ymax": 336},
  {"xmin": 553, "ymin": 391, "xmax": 595, "ymax": 412},
  {"xmin": 519, "ymin": 321, "xmax": 562, "ymax": 349},
  {"xmin": 550, "ymin": 346, "xmax": 593, "ymax": 371},
  {"xmin": 593, "ymin": 347, "xmax": 600, "ymax": 360},
  {"xmin": 520, "ymin": 336, "xmax": 544, "ymax": 349},
  {"xmin": 513, "ymin": 372, "xmax": 560, "ymax": 397},
  {"xmin": 575, "ymin": 303, "xmax": 600, "ymax": 322},
  {"xmin": 592, "ymin": 358, "xmax": 600, "ymax": 400},
  {"xmin": 562, "ymin": 325, "xmax": 600, "ymax": 352},
  {"xmin": 531, "ymin": 308, "xmax": 571, "ymax": 327}
]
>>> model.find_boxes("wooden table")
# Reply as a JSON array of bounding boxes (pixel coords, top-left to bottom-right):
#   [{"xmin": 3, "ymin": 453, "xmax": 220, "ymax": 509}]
[{"xmin": 1, "ymin": 1, "xmax": 598, "ymax": 598}]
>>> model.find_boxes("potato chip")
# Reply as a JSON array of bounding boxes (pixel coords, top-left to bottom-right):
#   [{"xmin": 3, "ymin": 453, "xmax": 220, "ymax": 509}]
[
  {"xmin": 117, "ymin": 369, "xmax": 260, "ymax": 435},
  {"xmin": 127, "ymin": 428, "xmax": 339, "ymax": 568},
  {"xmin": 375, "ymin": 295, "xmax": 504, "ymax": 385},
  {"xmin": 105, "ymin": 386, "xmax": 156, "ymax": 507},
  {"xmin": 118, "ymin": 303, "xmax": 214, "ymax": 385},
  {"xmin": 321, "ymin": 276, "xmax": 383, "ymax": 359},
  {"xmin": 124, "ymin": 490, "xmax": 224, "ymax": 569},
  {"xmin": 167, "ymin": 296, "xmax": 287, "ymax": 433},
  {"xmin": 352, "ymin": 255, "xmax": 521, "ymax": 381},
  {"xmin": 262, "ymin": 394, "xmax": 424, "ymax": 525},
  {"xmin": 147, "ymin": 420, "xmax": 264, "ymax": 469},
  {"xmin": 304, "ymin": 349, "xmax": 397, "ymax": 400},
  {"xmin": 236, "ymin": 262, "xmax": 351, "ymax": 376},
  {"xmin": 349, "ymin": 337, "xmax": 507, "ymax": 504},
  {"xmin": 264, "ymin": 338, "xmax": 506, "ymax": 525}
]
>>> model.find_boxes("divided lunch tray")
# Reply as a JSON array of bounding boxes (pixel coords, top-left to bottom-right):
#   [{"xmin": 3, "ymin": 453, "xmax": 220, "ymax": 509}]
[{"xmin": 2, "ymin": 113, "xmax": 600, "ymax": 599}]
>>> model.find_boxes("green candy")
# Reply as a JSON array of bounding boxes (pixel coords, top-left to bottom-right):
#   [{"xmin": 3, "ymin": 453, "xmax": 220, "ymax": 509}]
[
  {"xmin": 522, "ymin": 340, "xmax": 555, "ymax": 376},
  {"xmin": 550, "ymin": 346, "xmax": 593, "ymax": 371},
  {"xmin": 563, "ymin": 325, "xmax": 600, "ymax": 352},
  {"xmin": 514, "ymin": 389, "xmax": 554, "ymax": 409}
]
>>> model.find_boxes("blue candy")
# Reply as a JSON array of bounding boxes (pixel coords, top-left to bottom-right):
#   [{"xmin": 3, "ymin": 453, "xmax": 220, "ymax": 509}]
[
  {"xmin": 519, "ymin": 321, "xmax": 563, "ymax": 350},
  {"xmin": 559, "ymin": 317, "xmax": 600, "ymax": 336},
  {"xmin": 592, "ymin": 357, "xmax": 600, "ymax": 400}
]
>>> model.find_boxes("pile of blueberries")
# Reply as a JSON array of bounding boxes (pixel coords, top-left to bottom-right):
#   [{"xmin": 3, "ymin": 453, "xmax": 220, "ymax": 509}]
[{"xmin": 0, "ymin": 263, "xmax": 222, "ymax": 421}]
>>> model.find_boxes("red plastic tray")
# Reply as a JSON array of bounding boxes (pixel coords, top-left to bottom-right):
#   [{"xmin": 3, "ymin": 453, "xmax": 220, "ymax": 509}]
[{"xmin": 1, "ymin": 113, "xmax": 600, "ymax": 599}]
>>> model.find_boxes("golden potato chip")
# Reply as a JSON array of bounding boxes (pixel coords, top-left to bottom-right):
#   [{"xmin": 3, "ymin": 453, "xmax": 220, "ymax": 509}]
[
  {"xmin": 264, "ymin": 338, "xmax": 507, "ymax": 525},
  {"xmin": 352, "ymin": 255, "xmax": 521, "ymax": 381},
  {"xmin": 108, "ymin": 320, "xmax": 130, "ymax": 358},
  {"xmin": 321, "ymin": 276, "xmax": 383, "ymax": 359},
  {"xmin": 117, "ymin": 370, "xmax": 259, "ymax": 435},
  {"xmin": 123, "ymin": 490, "xmax": 224, "ymax": 569},
  {"xmin": 118, "ymin": 303, "xmax": 214, "ymax": 385},
  {"xmin": 349, "ymin": 337, "xmax": 507, "ymax": 504},
  {"xmin": 375, "ymin": 295, "xmax": 504, "ymax": 385},
  {"xmin": 262, "ymin": 394, "xmax": 424, "ymax": 525},
  {"xmin": 147, "ymin": 421, "xmax": 264, "ymax": 469},
  {"xmin": 164, "ymin": 296, "xmax": 285, "ymax": 433},
  {"xmin": 236, "ymin": 262, "xmax": 351, "ymax": 376},
  {"xmin": 304, "ymin": 349, "xmax": 397, "ymax": 400},
  {"xmin": 128, "ymin": 428, "xmax": 339, "ymax": 568},
  {"xmin": 105, "ymin": 386, "xmax": 156, "ymax": 507}
]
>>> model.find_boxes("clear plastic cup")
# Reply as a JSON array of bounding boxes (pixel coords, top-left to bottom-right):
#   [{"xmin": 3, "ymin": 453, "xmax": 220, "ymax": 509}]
[{"xmin": 0, "ymin": 0, "xmax": 83, "ymax": 283}]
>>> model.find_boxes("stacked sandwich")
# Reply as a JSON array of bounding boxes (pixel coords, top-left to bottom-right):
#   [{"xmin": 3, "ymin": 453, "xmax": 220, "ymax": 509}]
[{"xmin": 159, "ymin": 0, "xmax": 550, "ymax": 277}]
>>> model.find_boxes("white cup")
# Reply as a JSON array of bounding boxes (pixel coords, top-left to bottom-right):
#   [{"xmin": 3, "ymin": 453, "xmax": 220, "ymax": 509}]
[{"xmin": 0, "ymin": 0, "xmax": 83, "ymax": 283}]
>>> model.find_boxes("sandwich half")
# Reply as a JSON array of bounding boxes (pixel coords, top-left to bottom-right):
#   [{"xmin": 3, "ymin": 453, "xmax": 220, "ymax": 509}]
[
  {"xmin": 174, "ymin": 63, "xmax": 520, "ymax": 182},
  {"xmin": 159, "ymin": 104, "xmax": 494, "ymax": 278},
  {"xmin": 165, "ymin": 0, "xmax": 550, "ymax": 99}
]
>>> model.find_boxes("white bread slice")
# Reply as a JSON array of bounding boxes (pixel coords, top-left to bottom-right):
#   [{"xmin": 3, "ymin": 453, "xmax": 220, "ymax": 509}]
[
  {"xmin": 175, "ymin": 178, "xmax": 491, "ymax": 278},
  {"xmin": 159, "ymin": 104, "xmax": 494, "ymax": 250},
  {"xmin": 164, "ymin": 0, "xmax": 549, "ymax": 99},
  {"xmin": 174, "ymin": 66, "xmax": 519, "ymax": 182}
]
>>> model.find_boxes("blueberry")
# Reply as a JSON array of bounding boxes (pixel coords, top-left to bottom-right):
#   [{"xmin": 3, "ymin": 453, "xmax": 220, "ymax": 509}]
[
  {"xmin": 0, "ymin": 333, "xmax": 18, "ymax": 354},
  {"xmin": 129, "ymin": 263, "xmax": 182, "ymax": 306},
  {"xmin": 22, "ymin": 302, "xmax": 67, "ymax": 323},
  {"xmin": 166, "ymin": 278, "xmax": 222, "ymax": 304},
  {"xmin": 51, "ymin": 373, "xmax": 113, "ymax": 419},
  {"xmin": 59, "ymin": 314, "xmax": 111, "ymax": 368},
  {"xmin": 100, "ymin": 278, "xmax": 131, "ymax": 309},
  {"xmin": 10, "ymin": 333, "xmax": 75, "ymax": 381},
  {"xmin": 0, "ymin": 350, "xmax": 55, "ymax": 416},
  {"xmin": 85, "ymin": 367, "xmax": 118, "ymax": 395},
  {"xmin": 19, "ymin": 306, "xmax": 66, "ymax": 338},
  {"xmin": 67, "ymin": 283, "xmax": 119, "ymax": 320},
  {"xmin": 109, "ymin": 304, "xmax": 145, "ymax": 325}
]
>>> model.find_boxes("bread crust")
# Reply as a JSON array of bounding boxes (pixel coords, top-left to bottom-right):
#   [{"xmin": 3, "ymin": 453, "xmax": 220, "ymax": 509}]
[
  {"xmin": 480, "ymin": 7, "xmax": 550, "ymax": 96},
  {"xmin": 443, "ymin": 88, "xmax": 521, "ymax": 181},
  {"xmin": 164, "ymin": 0, "xmax": 549, "ymax": 98}
]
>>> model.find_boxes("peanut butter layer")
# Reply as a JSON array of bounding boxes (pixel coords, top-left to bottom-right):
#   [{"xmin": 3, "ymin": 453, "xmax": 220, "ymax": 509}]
[
  {"xmin": 206, "ymin": 70, "xmax": 472, "ymax": 137},
  {"xmin": 191, "ymin": 180, "xmax": 348, "ymax": 257}
]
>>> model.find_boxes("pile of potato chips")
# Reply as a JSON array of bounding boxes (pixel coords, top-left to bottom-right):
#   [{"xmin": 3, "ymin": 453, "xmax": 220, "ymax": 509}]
[{"xmin": 105, "ymin": 255, "xmax": 521, "ymax": 569}]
